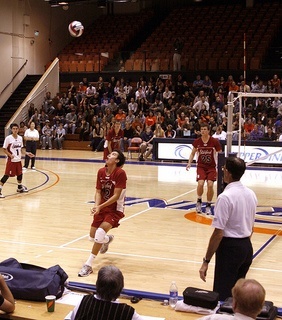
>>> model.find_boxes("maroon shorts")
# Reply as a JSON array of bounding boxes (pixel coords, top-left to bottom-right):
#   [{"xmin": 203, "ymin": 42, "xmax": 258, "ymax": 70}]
[
  {"xmin": 91, "ymin": 209, "xmax": 125, "ymax": 229},
  {"xmin": 197, "ymin": 166, "xmax": 217, "ymax": 182},
  {"xmin": 5, "ymin": 161, "xmax": 22, "ymax": 177}
]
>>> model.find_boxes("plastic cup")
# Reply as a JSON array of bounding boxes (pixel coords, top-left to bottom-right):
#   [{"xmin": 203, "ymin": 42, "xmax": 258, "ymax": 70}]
[{"xmin": 45, "ymin": 295, "xmax": 56, "ymax": 312}]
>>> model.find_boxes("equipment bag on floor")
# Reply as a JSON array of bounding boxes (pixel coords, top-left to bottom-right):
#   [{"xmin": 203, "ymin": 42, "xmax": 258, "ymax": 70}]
[
  {"xmin": 0, "ymin": 257, "xmax": 68, "ymax": 301},
  {"xmin": 183, "ymin": 287, "xmax": 219, "ymax": 310},
  {"xmin": 218, "ymin": 297, "xmax": 278, "ymax": 320}
]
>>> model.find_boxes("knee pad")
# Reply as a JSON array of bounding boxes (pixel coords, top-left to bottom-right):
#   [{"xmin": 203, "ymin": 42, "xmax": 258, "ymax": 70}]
[
  {"xmin": 1, "ymin": 175, "xmax": 9, "ymax": 184},
  {"xmin": 94, "ymin": 228, "xmax": 106, "ymax": 244}
]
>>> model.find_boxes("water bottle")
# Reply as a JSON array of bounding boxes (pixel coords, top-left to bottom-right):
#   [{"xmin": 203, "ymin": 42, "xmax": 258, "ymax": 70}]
[{"xmin": 169, "ymin": 281, "xmax": 178, "ymax": 308}]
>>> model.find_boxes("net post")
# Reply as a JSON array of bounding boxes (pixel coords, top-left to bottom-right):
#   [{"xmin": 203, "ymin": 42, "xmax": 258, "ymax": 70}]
[
  {"xmin": 217, "ymin": 152, "xmax": 238, "ymax": 196},
  {"xmin": 217, "ymin": 152, "xmax": 225, "ymax": 196},
  {"xmin": 226, "ymin": 92, "xmax": 234, "ymax": 155}
]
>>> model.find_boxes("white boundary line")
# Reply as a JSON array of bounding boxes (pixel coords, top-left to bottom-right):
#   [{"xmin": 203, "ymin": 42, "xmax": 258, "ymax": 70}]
[{"xmin": 0, "ymin": 239, "xmax": 281, "ymax": 274}]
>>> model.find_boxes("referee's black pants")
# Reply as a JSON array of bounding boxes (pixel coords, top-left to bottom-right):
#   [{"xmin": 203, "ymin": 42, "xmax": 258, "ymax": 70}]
[
  {"xmin": 213, "ymin": 237, "xmax": 253, "ymax": 301},
  {"xmin": 24, "ymin": 140, "xmax": 37, "ymax": 168}
]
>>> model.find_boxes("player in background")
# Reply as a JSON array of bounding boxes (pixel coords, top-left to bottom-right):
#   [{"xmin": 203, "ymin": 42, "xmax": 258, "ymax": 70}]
[
  {"xmin": 0, "ymin": 123, "xmax": 34, "ymax": 198},
  {"xmin": 186, "ymin": 123, "xmax": 222, "ymax": 214}
]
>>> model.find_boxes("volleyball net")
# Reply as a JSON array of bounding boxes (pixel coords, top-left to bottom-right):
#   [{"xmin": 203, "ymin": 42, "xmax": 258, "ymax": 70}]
[{"xmin": 217, "ymin": 91, "xmax": 282, "ymax": 195}]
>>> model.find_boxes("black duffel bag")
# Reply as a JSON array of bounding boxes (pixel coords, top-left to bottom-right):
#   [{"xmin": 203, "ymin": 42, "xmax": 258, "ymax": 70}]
[
  {"xmin": 0, "ymin": 258, "xmax": 68, "ymax": 301},
  {"xmin": 218, "ymin": 297, "xmax": 278, "ymax": 320},
  {"xmin": 183, "ymin": 287, "xmax": 219, "ymax": 310}
]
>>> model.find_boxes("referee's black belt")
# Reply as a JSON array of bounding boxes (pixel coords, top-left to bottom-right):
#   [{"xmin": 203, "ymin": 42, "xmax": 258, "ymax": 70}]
[{"xmin": 222, "ymin": 236, "xmax": 250, "ymax": 241}]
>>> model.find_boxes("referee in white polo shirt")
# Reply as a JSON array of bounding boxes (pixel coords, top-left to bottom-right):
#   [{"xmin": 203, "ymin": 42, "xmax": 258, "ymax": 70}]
[{"xmin": 199, "ymin": 156, "xmax": 257, "ymax": 301}]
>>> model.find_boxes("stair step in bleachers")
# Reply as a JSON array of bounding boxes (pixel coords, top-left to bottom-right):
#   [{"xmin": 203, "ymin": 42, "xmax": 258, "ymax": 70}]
[
  {"xmin": 63, "ymin": 140, "xmax": 90, "ymax": 150},
  {"xmin": 63, "ymin": 134, "xmax": 90, "ymax": 150}
]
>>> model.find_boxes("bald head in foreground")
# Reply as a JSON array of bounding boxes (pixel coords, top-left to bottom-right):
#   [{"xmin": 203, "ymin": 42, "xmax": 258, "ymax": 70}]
[{"xmin": 198, "ymin": 278, "xmax": 265, "ymax": 320}]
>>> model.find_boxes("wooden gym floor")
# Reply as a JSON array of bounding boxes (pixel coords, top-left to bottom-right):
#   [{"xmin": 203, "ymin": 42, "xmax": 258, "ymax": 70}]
[{"xmin": 0, "ymin": 149, "xmax": 281, "ymax": 307}]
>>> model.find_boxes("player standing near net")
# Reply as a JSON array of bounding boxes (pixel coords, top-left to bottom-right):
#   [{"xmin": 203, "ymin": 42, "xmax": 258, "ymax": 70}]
[
  {"xmin": 186, "ymin": 123, "xmax": 222, "ymax": 214},
  {"xmin": 0, "ymin": 123, "xmax": 33, "ymax": 198},
  {"xmin": 78, "ymin": 149, "xmax": 126, "ymax": 277}
]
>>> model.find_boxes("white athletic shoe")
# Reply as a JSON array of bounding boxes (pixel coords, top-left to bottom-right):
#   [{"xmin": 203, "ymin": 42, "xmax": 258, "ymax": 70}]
[
  {"xmin": 17, "ymin": 186, "xmax": 28, "ymax": 193},
  {"xmin": 100, "ymin": 235, "xmax": 114, "ymax": 254},
  {"xmin": 196, "ymin": 201, "xmax": 202, "ymax": 213},
  {"xmin": 205, "ymin": 205, "xmax": 212, "ymax": 215},
  {"xmin": 78, "ymin": 264, "xmax": 93, "ymax": 277},
  {"xmin": 31, "ymin": 167, "xmax": 36, "ymax": 170},
  {"xmin": 0, "ymin": 193, "xmax": 5, "ymax": 198},
  {"xmin": 22, "ymin": 167, "xmax": 27, "ymax": 171}
]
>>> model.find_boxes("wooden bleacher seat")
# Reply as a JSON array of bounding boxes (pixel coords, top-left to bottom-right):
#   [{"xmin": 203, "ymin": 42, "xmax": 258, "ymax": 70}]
[
  {"xmin": 77, "ymin": 61, "xmax": 86, "ymax": 72},
  {"xmin": 69, "ymin": 61, "xmax": 78, "ymax": 72},
  {"xmin": 218, "ymin": 57, "xmax": 229, "ymax": 70},
  {"xmin": 150, "ymin": 59, "xmax": 160, "ymax": 71},
  {"xmin": 85, "ymin": 61, "xmax": 94, "ymax": 72},
  {"xmin": 250, "ymin": 57, "xmax": 261, "ymax": 70},
  {"xmin": 187, "ymin": 58, "xmax": 197, "ymax": 71},
  {"xmin": 160, "ymin": 58, "xmax": 170, "ymax": 71},
  {"xmin": 197, "ymin": 58, "xmax": 208, "ymax": 70},
  {"xmin": 60, "ymin": 61, "xmax": 69, "ymax": 72},
  {"xmin": 133, "ymin": 59, "xmax": 143, "ymax": 71},
  {"xmin": 124, "ymin": 59, "xmax": 134, "ymax": 71},
  {"xmin": 208, "ymin": 58, "xmax": 218, "ymax": 70},
  {"xmin": 144, "ymin": 59, "xmax": 151, "ymax": 71},
  {"xmin": 94, "ymin": 60, "xmax": 104, "ymax": 72},
  {"xmin": 228, "ymin": 58, "xmax": 239, "ymax": 70}
]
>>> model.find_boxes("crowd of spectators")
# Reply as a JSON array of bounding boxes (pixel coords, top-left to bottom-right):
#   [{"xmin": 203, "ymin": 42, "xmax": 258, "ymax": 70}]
[{"xmin": 21, "ymin": 73, "xmax": 282, "ymax": 157}]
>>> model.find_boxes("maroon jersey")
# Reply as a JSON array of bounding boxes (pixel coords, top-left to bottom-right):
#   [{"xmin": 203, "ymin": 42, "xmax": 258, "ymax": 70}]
[
  {"xmin": 96, "ymin": 166, "xmax": 127, "ymax": 213},
  {"xmin": 107, "ymin": 128, "xmax": 124, "ymax": 150},
  {"xmin": 193, "ymin": 136, "xmax": 222, "ymax": 169},
  {"xmin": 103, "ymin": 128, "xmax": 124, "ymax": 160}
]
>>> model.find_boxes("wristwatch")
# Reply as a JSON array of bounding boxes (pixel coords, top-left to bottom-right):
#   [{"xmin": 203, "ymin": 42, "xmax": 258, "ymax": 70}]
[{"xmin": 203, "ymin": 257, "xmax": 210, "ymax": 264}]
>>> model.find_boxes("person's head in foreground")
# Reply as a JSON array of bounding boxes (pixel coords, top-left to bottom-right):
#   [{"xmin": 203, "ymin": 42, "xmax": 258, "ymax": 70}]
[
  {"xmin": 96, "ymin": 265, "xmax": 124, "ymax": 301},
  {"xmin": 224, "ymin": 156, "xmax": 246, "ymax": 183},
  {"xmin": 232, "ymin": 278, "xmax": 265, "ymax": 319}
]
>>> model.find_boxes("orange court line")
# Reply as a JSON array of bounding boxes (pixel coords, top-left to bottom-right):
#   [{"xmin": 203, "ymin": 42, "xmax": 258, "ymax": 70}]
[
  {"xmin": 184, "ymin": 211, "xmax": 282, "ymax": 236},
  {"xmin": 30, "ymin": 169, "xmax": 61, "ymax": 195},
  {"xmin": 2, "ymin": 169, "xmax": 60, "ymax": 200}
]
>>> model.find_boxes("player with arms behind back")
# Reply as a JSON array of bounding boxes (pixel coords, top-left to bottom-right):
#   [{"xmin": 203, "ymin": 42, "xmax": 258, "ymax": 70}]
[
  {"xmin": 0, "ymin": 123, "xmax": 34, "ymax": 198},
  {"xmin": 186, "ymin": 123, "xmax": 222, "ymax": 214}
]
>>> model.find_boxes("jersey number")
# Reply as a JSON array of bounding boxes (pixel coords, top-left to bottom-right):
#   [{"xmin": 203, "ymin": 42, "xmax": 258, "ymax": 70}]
[{"xmin": 201, "ymin": 155, "xmax": 212, "ymax": 163}]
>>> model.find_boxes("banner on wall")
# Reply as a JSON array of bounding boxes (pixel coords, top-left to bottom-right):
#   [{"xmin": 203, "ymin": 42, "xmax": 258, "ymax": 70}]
[
  {"xmin": 230, "ymin": 145, "xmax": 282, "ymax": 165},
  {"xmin": 156, "ymin": 142, "xmax": 282, "ymax": 165}
]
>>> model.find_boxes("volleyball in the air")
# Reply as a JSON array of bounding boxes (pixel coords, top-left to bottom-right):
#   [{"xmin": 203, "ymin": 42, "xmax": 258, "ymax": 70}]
[{"xmin": 68, "ymin": 21, "xmax": 84, "ymax": 37}]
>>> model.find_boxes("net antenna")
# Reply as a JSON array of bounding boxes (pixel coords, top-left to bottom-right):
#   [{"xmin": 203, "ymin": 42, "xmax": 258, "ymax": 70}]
[{"xmin": 226, "ymin": 91, "xmax": 282, "ymax": 157}]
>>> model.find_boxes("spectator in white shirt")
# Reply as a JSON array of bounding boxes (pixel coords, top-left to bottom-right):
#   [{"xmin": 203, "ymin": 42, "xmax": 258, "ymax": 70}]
[{"xmin": 212, "ymin": 125, "xmax": 227, "ymax": 140}]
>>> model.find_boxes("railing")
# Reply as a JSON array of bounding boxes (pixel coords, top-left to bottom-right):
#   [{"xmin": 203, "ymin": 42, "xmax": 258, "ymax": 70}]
[
  {"xmin": 0, "ymin": 60, "xmax": 28, "ymax": 97},
  {"xmin": 0, "ymin": 60, "xmax": 28, "ymax": 111},
  {"xmin": 5, "ymin": 58, "xmax": 60, "ymax": 138}
]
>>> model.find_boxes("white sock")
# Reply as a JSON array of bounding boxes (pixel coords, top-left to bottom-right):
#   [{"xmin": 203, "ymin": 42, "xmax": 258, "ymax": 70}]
[{"xmin": 85, "ymin": 253, "xmax": 96, "ymax": 267}]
